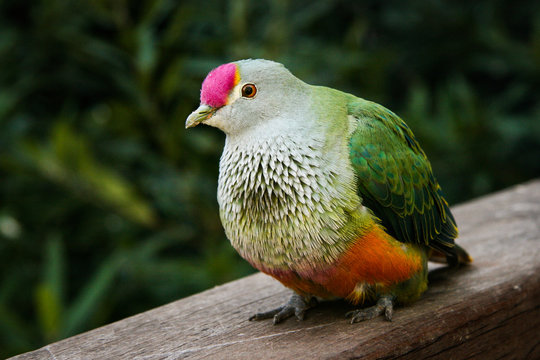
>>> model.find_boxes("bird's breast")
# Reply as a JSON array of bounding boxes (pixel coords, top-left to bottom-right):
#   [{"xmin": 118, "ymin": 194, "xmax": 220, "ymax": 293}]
[{"xmin": 217, "ymin": 134, "xmax": 367, "ymax": 271}]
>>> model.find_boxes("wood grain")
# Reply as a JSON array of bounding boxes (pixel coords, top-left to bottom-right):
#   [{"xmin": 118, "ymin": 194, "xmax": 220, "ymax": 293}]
[{"xmin": 10, "ymin": 180, "xmax": 540, "ymax": 360}]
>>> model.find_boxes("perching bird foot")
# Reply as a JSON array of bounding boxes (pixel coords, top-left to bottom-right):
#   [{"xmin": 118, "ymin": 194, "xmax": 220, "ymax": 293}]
[
  {"xmin": 249, "ymin": 294, "xmax": 317, "ymax": 324},
  {"xmin": 346, "ymin": 295, "xmax": 394, "ymax": 323}
]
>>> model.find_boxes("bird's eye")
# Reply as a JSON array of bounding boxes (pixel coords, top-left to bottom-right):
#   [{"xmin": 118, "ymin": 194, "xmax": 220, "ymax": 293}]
[{"xmin": 241, "ymin": 84, "xmax": 257, "ymax": 98}]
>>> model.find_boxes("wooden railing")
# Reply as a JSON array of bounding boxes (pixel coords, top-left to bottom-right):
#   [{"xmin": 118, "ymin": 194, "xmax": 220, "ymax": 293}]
[{"xmin": 10, "ymin": 180, "xmax": 540, "ymax": 360}]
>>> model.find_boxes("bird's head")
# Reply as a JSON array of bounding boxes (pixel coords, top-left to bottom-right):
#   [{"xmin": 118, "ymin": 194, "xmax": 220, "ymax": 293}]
[{"xmin": 185, "ymin": 59, "xmax": 308, "ymax": 135}]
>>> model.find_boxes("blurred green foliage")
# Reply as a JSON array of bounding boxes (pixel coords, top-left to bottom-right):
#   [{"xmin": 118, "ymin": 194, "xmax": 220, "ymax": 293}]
[{"xmin": 1, "ymin": 0, "xmax": 539, "ymax": 357}]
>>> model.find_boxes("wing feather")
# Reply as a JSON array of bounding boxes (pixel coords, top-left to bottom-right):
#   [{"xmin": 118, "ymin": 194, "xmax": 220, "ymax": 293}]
[{"xmin": 348, "ymin": 98, "xmax": 458, "ymax": 257}]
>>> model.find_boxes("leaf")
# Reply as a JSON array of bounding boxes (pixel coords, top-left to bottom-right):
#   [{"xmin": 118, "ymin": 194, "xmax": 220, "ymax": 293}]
[
  {"xmin": 34, "ymin": 235, "xmax": 65, "ymax": 342},
  {"xmin": 22, "ymin": 122, "xmax": 157, "ymax": 226},
  {"xmin": 62, "ymin": 254, "xmax": 124, "ymax": 337}
]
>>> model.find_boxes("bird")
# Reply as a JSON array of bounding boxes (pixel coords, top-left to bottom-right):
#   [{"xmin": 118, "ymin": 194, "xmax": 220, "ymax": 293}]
[{"xmin": 185, "ymin": 59, "xmax": 471, "ymax": 324}]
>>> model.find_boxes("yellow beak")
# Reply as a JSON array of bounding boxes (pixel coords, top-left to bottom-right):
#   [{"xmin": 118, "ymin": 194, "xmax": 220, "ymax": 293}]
[{"xmin": 185, "ymin": 104, "xmax": 217, "ymax": 129}]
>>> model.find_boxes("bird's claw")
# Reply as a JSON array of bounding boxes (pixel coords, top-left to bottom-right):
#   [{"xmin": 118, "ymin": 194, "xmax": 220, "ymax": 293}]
[
  {"xmin": 346, "ymin": 295, "xmax": 394, "ymax": 323},
  {"xmin": 250, "ymin": 294, "xmax": 317, "ymax": 324}
]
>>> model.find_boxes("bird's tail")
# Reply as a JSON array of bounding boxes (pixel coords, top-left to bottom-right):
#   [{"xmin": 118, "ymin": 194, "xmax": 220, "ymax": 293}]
[
  {"xmin": 453, "ymin": 244, "xmax": 473, "ymax": 265},
  {"xmin": 429, "ymin": 244, "xmax": 472, "ymax": 267}
]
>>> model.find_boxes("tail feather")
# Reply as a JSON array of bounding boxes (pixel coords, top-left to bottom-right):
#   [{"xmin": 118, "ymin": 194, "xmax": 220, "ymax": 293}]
[
  {"xmin": 453, "ymin": 244, "xmax": 473, "ymax": 264},
  {"xmin": 429, "ymin": 244, "xmax": 472, "ymax": 267}
]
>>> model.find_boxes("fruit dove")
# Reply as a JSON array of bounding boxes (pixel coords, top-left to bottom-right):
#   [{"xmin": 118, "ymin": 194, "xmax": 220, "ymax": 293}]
[{"xmin": 186, "ymin": 59, "xmax": 471, "ymax": 324}]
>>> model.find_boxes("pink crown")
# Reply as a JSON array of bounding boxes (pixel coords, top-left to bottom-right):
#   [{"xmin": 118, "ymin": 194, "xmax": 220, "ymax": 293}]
[{"xmin": 200, "ymin": 63, "xmax": 240, "ymax": 108}]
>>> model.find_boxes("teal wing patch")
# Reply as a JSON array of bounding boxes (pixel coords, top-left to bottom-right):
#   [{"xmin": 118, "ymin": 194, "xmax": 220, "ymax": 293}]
[{"xmin": 348, "ymin": 98, "xmax": 458, "ymax": 260}]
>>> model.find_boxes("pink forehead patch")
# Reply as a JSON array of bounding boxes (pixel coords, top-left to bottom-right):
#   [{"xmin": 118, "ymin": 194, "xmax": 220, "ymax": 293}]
[{"xmin": 200, "ymin": 63, "xmax": 240, "ymax": 108}]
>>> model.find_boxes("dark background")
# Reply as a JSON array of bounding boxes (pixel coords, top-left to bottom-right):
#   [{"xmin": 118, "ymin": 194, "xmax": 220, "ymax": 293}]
[{"xmin": 1, "ymin": 0, "xmax": 539, "ymax": 357}]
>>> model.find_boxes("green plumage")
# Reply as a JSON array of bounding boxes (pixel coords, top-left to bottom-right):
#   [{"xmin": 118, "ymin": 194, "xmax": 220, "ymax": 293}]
[{"xmin": 348, "ymin": 98, "xmax": 459, "ymax": 263}]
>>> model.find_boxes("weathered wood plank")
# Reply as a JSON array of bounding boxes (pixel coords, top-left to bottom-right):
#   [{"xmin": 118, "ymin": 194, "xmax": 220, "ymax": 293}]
[{"xmin": 10, "ymin": 180, "xmax": 540, "ymax": 360}]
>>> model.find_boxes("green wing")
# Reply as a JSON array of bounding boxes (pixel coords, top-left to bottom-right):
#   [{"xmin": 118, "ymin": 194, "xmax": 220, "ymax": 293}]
[{"xmin": 348, "ymin": 98, "xmax": 459, "ymax": 261}]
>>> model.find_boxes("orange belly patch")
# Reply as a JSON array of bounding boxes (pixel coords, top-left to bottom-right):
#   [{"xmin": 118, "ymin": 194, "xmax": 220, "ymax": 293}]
[{"xmin": 257, "ymin": 224, "xmax": 424, "ymax": 304}]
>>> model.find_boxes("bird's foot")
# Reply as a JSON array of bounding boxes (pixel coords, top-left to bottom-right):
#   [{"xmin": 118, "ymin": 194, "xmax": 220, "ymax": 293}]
[
  {"xmin": 346, "ymin": 295, "xmax": 394, "ymax": 324},
  {"xmin": 249, "ymin": 294, "xmax": 317, "ymax": 325}
]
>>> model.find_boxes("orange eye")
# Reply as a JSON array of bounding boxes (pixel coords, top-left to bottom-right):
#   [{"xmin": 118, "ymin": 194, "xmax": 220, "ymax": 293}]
[{"xmin": 241, "ymin": 84, "xmax": 257, "ymax": 98}]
